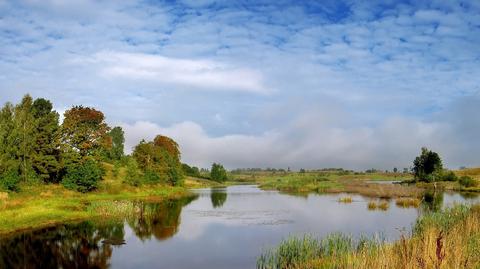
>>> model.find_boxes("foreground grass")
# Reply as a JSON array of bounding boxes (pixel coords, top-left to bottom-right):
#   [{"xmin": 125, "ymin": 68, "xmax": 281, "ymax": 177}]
[{"xmin": 258, "ymin": 203, "xmax": 480, "ymax": 269}]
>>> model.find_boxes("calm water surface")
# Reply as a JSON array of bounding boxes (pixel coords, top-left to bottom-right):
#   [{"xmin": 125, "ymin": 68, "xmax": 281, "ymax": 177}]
[{"xmin": 1, "ymin": 185, "xmax": 478, "ymax": 269}]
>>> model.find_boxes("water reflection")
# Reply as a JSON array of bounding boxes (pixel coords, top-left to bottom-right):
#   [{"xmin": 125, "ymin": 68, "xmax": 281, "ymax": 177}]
[
  {"xmin": 422, "ymin": 190, "xmax": 444, "ymax": 212},
  {"xmin": 210, "ymin": 188, "xmax": 227, "ymax": 208},
  {"xmin": 0, "ymin": 196, "xmax": 196, "ymax": 269}
]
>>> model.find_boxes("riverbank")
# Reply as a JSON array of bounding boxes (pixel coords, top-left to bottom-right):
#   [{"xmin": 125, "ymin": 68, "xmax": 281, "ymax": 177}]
[
  {"xmin": 258, "ymin": 203, "xmax": 480, "ymax": 269},
  {"xmin": 233, "ymin": 170, "xmax": 480, "ymax": 198},
  {"xmin": 0, "ymin": 181, "xmax": 193, "ymax": 235}
]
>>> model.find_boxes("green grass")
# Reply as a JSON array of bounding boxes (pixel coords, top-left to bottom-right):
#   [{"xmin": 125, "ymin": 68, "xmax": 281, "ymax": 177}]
[
  {"xmin": 257, "ymin": 203, "xmax": 480, "ymax": 269},
  {"xmin": 0, "ymin": 162, "xmax": 193, "ymax": 235}
]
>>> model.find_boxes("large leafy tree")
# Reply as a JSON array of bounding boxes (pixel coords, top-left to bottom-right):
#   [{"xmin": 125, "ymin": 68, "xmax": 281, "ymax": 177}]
[
  {"xmin": 61, "ymin": 106, "xmax": 111, "ymax": 162},
  {"xmin": 13, "ymin": 95, "xmax": 36, "ymax": 182},
  {"xmin": 413, "ymin": 147, "xmax": 443, "ymax": 182},
  {"xmin": 0, "ymin": 102, "xmax": 20, "ymax": 190},
  {"xmin": 107, "ymin": 126, "xmax": 125, "ymax": 161},
  {"xmin": 132, "ymin": 135, "xmax": 183, "ymax": 186},
  {"xmin": 210, "ymin": 163, "xmax": 228, "ymax": 182},
  {"xmin": 31, "ymin": 98, "xmax": 61, "ymax": 182}
]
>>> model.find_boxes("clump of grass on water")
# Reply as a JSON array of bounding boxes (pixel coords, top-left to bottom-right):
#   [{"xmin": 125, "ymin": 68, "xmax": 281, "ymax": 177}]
[
  {"xmin": 367, "ymin": 200, "xmax": 389, "ymax": 211},
  {"xmin": 338, "ymin": 196, "xmax": 353, "ymax": 203},
  {"xmin": 395, "ymin": 198, "xmax": 421, "ymax": 208}
]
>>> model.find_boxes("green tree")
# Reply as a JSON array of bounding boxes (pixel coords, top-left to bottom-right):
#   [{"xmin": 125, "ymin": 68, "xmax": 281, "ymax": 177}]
[
  {"xmin": 413, "ymin": 147, "xmax": 443, "ymax": 182},
  {"xmin": 0, "ymin": 102, "xmax": 20, "ymax": 189},
  {"xmin": 61, "ymin": 106, "xmax": 111, "ymax": 162},
  {"xmin": 31, "ymin": 98, "xmax": 61, "ymax": 182},
  {"xmin": 13, "ymin": 95, "xmax": 36, "ymax": 182},
  {"xmin": 107, "ymin": 126, "xmax": 125, "ymax": 161},
  {"xmin": 210, "ymin": 163, "xmax": 227, "ymax": 182},
  {"xmin": 132, "ymin": 136, "xmax": 184, "ymax": 186},
  {"xmin": 62, "ymin": 158, "xmax": 104, "ymax": 192}
]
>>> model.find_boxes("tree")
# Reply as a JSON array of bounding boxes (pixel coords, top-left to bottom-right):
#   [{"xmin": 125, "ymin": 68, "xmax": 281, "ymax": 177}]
[
  {"xmin": 13, "ymin": 95, "xmax": 36, "ymax": 182},
  {"xmin": 107, "ymin": 126, "xmax": 124, "ymax": 161},
  {"xmin": 393, "ymin": 167, "xmax": 398, "ymax": 173},
  {"xmin": 31, "ymin": 98, "xmax": 61, "ymax": 182},
  {"xmin": 413, "ymin": 147, "xmax": 443, "ymax": 182},
  {"xmin": 210, "ymin": 163, "xmax": 227, "ymax": 182},
  {"xmin": 0, "ymin": 102, "xmax": 20, "ymax": 189},
  {"xmin": 61, "ymin": 106, "xmax": 111, "ymax": 161},
  {"xmin": 61, "ymin": 158, "xmax": 104, "ymax": 192},
  {"xmin": 132, "ymin": 135, "xmax": 184, "ymax": 186}
]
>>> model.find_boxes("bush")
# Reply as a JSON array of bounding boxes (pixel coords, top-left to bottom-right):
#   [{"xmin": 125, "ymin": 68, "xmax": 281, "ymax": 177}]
[
  {"xmin": 441, "ymin": 170, "xmax": 458, "ymax": 181},
  {"xmin": 62, "ymin": 159, "xmax": 104, "ymax": 192},
  {"xmin": 0, "ymin": 170, "xmax": 20, "ymax": 192},
  {"xmin": 459, "ymin": 176, "xmax": 478, "ymax": 188},
  {"xmin": 143, "ymin": 169, "xmax": 162, "ymax": 184},
  {"xmin": 210, "ymin": 163, "xmax": 228, "ymax": 182},
  {"xmin": 124, "ymin": 159, "xmax": 142, "ymax": 187}
]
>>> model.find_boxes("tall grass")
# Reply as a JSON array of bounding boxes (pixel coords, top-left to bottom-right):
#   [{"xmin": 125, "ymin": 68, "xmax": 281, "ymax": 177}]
[{"xmin": 257, "ymin": 204, "xmax": 480, "ymax": 269}]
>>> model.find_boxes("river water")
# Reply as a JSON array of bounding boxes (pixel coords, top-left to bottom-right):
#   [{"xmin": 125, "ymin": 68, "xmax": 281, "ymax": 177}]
[{"xmin": 0, "ymin": 185, "xmax": 478, "ymax": 269}]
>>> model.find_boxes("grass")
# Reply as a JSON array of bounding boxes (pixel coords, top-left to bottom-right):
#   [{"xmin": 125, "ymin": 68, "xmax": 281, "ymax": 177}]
[
  {"xmin": 253, "ymin": 171, "xmax": 422, "ymax": 198},
  {"xmin": 257, "ymin": 203, "xmax": 480, "ymax": 269},
  {"xmin": 396, "ymin": 197, "xmax": 421, "ymax": 208},
  {"xmin": 367, "ymin": 200, "xmax": 390, "ymax": 211},
  {"xmin": 0, "ymin": 162, "xmax": 194, "ymax": 235},
  {"xmin": 338, "ymin": 196, "xmax": 353, "ymax": 203}
]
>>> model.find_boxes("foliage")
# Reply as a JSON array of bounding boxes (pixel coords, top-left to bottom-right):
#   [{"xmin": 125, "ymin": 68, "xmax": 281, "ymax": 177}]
[
  {"xmin": 459, "ymin": 176, "xmax": 477, "ymax": 188},
  {"xmin": 0, "ymin": 170, "xmax": 20, "ymax": 192},
  {"xmin": 107, "ymin": 126, "xmax": 124, "ymax": 161},
  {"xmin": 31, "ymin": 98, "xmax": 61, "ymax": 183},
  {"xmin": 61, "ymin": 106, "xmax": 111, "ymax": 159},
  {"xmin": 441, "ymin": 170, "xmax": 458, "ymax": 182},
  {"xmin": 143, "ymin": 169, "xmax": 162, "ymax": 184},
  {"xmin": 210, "ymin": 163, "xmax": 228, "ymax": 182},
  {"xmin": 413, "ymin": 147, "xmax": 443, "ymax": 182},
  {"xmin": 182, "ymin": 163, "xmax": 201, "ymax": 177},
  {"xmin": 132, "ymin": 136, "xmax": 184, "ymax": 186},
  {"xmin": 124, "ymin": 158, "xmax": 142, "ymax": 187},
  {"xmin": 62, "ymin": 159, "xmax": 104, "ymax": 192}
]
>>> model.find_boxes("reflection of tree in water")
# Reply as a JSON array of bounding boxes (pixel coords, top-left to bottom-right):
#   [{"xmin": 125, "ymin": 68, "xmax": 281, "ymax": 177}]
[
  {"xmin": 421, "ymin": 190, "xmax": 444, "ymax": 212},
  {"xmin": 0, "ymin": 221, "xmax": 124, "ymax": 269},
  {"xmin": 127, "ymin": 196, "xmax": 197, "ymax": 241},
  {"xmin": 211, "ymin": 189, "xmax": 227, "ymax": 208}
]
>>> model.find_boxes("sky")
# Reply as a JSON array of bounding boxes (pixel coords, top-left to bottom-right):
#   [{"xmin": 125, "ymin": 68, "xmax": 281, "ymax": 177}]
[{"xmin": 0, "ymin": 0, "xmax": 479, "ymax": 170}]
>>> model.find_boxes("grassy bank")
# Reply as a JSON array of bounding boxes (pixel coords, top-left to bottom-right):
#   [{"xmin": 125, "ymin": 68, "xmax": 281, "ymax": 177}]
[
  {"xmin": 0, "ymin": 162, "xmax": 198, "ymax": 235},
  {"xmin": 235, "ymin": 169, "xmax": 480, "ymax": 198},
  {"xmin": 0, "ymin": 182, "xmax": 191, "ymax": 235},
  {"xmin": 257, "ymin": 203, "xmax": 480, "ymax": 269}
]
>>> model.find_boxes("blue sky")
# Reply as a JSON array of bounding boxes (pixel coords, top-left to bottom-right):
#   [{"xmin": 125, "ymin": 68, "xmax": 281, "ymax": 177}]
[{"xmin": 0, "ymin": 0, "xmax": 479, "ymax": 170}]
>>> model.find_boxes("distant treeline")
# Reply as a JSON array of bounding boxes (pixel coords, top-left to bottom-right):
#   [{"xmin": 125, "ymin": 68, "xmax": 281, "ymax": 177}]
[{"xmin": 0, "ymin": 94, "xmax": 184, "ymax": 192}]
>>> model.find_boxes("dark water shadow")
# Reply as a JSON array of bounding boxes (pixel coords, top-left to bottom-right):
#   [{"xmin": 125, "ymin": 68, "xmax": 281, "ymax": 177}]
[{"xmin": 0, "ymin": 196, "xmax": 197, "ymax": 269}]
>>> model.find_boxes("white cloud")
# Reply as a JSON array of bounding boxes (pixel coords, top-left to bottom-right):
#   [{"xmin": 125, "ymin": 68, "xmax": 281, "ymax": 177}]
[{"xmin": 85, "ymin": 51, "xmax": 270, "ymax": 94}]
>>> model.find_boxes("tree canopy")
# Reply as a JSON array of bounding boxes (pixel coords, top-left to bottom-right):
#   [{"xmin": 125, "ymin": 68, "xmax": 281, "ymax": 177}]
[
  {"xmin": 413, "ymin": 147, "xmax": 443, "ymax": 182},
  {"xmin": 210, "ymin": 163, "xmax": 228, "ymax": 182}
]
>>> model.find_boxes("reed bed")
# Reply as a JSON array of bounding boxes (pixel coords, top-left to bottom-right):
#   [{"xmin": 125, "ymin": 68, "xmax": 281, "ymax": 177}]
[
  {"xmin": 257, "ymin": 204, "xmax": 480, "ymax": 269},
  {"xmin": 396, "ymin": 198, "xmax": 421, "ymax": 208},
  {"xmin": 367, "ymin": 200, "xmax": 390, "ymax": 211}
]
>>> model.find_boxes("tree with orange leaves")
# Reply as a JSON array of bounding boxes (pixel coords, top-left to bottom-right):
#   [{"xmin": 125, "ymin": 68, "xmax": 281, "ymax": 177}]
[{"xmin": 61, "ymin": 106, "xmax": 111, "ymax": 161}]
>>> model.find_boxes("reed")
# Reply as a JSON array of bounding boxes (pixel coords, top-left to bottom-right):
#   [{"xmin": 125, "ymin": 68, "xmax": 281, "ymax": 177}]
[
  {"xmin": 257, "ymin": 204, "xmax": 480, "ymax": 269},
  {"xmin": 338, "ymin": 196, "xmax": 353, "ymax": 203},
  {"xmin": 396, "ymin": 198, "xmax": 421, "ymax": 208}
]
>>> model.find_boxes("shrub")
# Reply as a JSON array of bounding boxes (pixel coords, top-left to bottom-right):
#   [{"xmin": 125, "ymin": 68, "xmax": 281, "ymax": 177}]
[
  {"xmin": 459, "ymin": 176, "xmax": 478, "ymax": 188},
  {"xmin": 143, "ymin": 170, "xmax": 162, "ymax": 184},
  {"xmin": 0, "ymin": 170, "xmax": 20, "ymax": 192},
  {"xmin": 441, "ymin": 170, "xmax": 458, "ymax": 181},
  {"xmin": 210, "ymin": 163, "xmax": 228, "ymax": 182},
  {"xmin": 62, "ymin": 159, "xmax": 104, "ymax": 192},
  {"xmin": 124, "ymin": 159, "xmax": 142, "ymax": 187}
]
